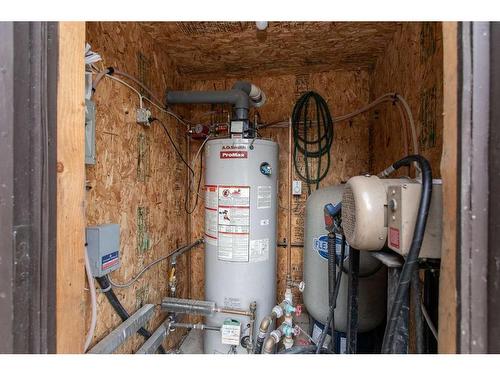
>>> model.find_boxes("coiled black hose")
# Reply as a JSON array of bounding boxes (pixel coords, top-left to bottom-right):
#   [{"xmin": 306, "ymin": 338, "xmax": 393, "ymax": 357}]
[
  {"xmin": 380, "ymin": 155, "xmax": 432, "ymax": 354},
  {"xmin": 96, "ymin": 275, "xmax": 166, "ymax": 354},
  {"xmin": 292, "ymin": 91, "xmax": 334, "ymax": 194}
]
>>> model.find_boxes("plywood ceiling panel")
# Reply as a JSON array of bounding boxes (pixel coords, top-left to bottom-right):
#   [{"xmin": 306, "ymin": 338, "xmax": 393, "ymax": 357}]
[{"xmin": 139, "ymin": 22, "xmax": 401, "ymax": 79}]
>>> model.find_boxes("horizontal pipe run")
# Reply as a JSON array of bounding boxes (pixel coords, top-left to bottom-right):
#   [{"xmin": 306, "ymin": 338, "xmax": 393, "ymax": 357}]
[
  {"xmin": 215, "ymin": 307, "xmax": 253, "ymax": 317},
  {"xmin": 89, "ymin": 304, "xmax": 155, "ymax": 354},
  {"xmin": 171, "ymin": 322, "xmax": 221, "ymax": 332},
  {"xmin": 136, "ymin": 323, "xmax": 169, "ymax": 354}
]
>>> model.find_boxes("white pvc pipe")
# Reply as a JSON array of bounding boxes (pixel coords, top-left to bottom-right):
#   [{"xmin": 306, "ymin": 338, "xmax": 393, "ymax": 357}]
[{"xmin": 83, "ymin": 247, "xmax": 98, "ymax": 352}]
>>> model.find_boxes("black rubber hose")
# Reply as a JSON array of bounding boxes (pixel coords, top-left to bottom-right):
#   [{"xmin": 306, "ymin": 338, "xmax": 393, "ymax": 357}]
[
  {"xmin": 315, "ymin": 236, "xmax": 346, "ymax": 353},
  {"xmin": 412, "ymin": 269, "xmax": 424, "ymax": 354},
  {"xmin": 96, "ymin": 276, "xmax": 166, "ymax": 354},
  {"xmin": 381, "ymin": 155, "xmax": 432, "ymax": 353}
]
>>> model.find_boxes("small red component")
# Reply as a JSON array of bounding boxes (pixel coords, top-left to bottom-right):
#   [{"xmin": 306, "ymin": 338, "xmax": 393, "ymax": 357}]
[
  {"xmin": 295, "ymin": 304, "xmax": 302, "ymax": 317},
  {"xmin": 188, "ymin": 124, "xmax": 210, "ymax": 140}
]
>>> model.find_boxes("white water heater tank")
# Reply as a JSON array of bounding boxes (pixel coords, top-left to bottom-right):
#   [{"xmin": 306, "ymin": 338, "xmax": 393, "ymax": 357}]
[
  {"xmin": 203, "ymin": 138, "xmax": 278, "ymax": 354},
  {"xmin": 303, "ymin": 185, "xmax": 387, "ymax": 333}
]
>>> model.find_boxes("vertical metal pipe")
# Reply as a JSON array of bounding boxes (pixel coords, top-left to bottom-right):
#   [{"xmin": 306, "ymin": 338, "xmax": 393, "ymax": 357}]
[
  {"xmin": 287, "ymin": 117, "xmax": 293, "ymax": 285},
  {"xmin": 346, "ymin": 248, "xmax": 360, "ymax": 354}
]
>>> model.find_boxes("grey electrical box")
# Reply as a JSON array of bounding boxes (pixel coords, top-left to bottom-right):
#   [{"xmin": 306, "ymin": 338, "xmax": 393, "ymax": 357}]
[
  {"xmin": 86, "ymin": 224, "xmax": 120, "ymax": 277},
  {"xmin": 85, "ymin": 99, "xmax": 96, "ymax": 165}
]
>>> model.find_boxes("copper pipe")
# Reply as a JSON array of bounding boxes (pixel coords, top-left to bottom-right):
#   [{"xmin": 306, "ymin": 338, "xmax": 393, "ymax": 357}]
[{"xmin": 215, "ymin": 307, "xmax": 253, "ymax": 317}]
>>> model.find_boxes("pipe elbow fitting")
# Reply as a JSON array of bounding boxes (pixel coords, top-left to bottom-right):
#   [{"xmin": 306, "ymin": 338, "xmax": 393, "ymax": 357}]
[
  {"xmin": 231, "ymin": 81, "xmax": 266, "ymax": 108},
  {"xmin": 262, "ymin": 336, "xmax": 277, "ymax": 354},
  {"xmin": 259, "ymin": 315, "xmax": 273, "ymax": 335}
]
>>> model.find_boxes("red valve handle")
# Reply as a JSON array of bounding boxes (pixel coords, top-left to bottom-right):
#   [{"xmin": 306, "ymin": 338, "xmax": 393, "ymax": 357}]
[{"xmin": 295, "ymin": 304, "xmax": 302, "ymax": 317}]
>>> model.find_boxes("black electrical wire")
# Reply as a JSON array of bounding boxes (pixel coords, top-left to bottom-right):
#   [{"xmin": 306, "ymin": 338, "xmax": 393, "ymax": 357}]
[
  {"xmin": 291, "ymin": 91, "xmax": 334, "ymax": 194},
  {"xmin": 95, "ymin": 275, "xmax": 166, "ymax": 354},
  {"xmin": 185, "ymin": 147, "xmax": 203, "ymax": 215},
  {"xmin": 150, "ymin": 117, "xmax": 202, "ymax": 214},
  {"xmin": 151, "ymin": 117, "xmax": 194, "ymax": 177},
  {"xmin": 380, "ymin": 155, "xmax": 432, "ymax": 354},
  {"xmin": 336, "ymin": 257, "xmax": 383, "ymax": 279}
]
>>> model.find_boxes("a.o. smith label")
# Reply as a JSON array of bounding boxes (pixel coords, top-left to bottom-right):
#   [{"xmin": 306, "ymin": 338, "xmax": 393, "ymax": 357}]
[{"xmin": 220, "ymin": 150, "xmax": 248, "ymax": 159}]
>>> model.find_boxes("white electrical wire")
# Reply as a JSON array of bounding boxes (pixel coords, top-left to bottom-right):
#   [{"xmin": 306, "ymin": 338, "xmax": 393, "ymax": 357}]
[
  {"xmin": 108, "ymin": 240, "xmax": 203, "ymax": 289},
  {"xmin": 83, "ymin": 247, "xmax": 97, "ymax": 352},
  {"xmin": 91, "ymin": 67, "xmax": 192, "ymax": 127},
  {"xmin": 108, "ymin": 254, "xmax": 172, "ymax": 289},
  {"xmin": 189, "ymin": 135, "xmax": 211, "ymax": 197},
  {"xmin": 421, "ymin": 300, "xmax": 438, "ymax": 340}
]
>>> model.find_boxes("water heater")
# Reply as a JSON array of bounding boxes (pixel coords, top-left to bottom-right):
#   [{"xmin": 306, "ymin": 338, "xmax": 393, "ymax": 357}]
[
  {"xmin": 303, "ymin": 185, "xmax": 386, "ymax": 333},
  {"xmin": 203, "ymin": 138, "xmax": 278, "ymax": 354}
]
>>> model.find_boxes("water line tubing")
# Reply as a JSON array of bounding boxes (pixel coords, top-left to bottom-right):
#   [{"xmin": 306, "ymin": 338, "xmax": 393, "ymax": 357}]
[
  {"xmin": 83, "ymin": 247, "xmax": 97, "ymax": 352},
  {"xmin": 379, "ymin": 155, "xmax": 432, "ymax": 353},
  {"xmin": 95, "ymin": 275, "xmax": 166, "ymax": 354}
]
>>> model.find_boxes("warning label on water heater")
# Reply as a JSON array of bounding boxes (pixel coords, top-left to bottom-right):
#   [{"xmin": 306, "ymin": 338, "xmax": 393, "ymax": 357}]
[
  {"xmin": 204, "ymin": 185, "xmax": 219, "ymax": 246},
  {"xmin": 216, "ymin": 186, "xmax": 251, "ymax": 262}
]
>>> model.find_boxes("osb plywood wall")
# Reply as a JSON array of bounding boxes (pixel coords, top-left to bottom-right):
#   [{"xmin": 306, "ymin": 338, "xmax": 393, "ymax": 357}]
[
  {"xmin": 184, "ymin": 70, "xmax": 372, "ymax": 306},
  {"xmin": 369, "ymin": 22, "xmax": 443, "ymax": 176},
  {"xmin": 85, "ymin": 22, "xmax": 191, "ymax": 353},
  {"xmin": 80, "ymin": 22, "xmax": 444, "ymax": 352}
]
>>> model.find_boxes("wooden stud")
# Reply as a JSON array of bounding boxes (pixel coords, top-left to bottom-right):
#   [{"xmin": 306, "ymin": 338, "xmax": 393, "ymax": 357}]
[
  {"xmin": 438, "ymin": 21, "xmax": 458, "ymax": 354},
  {"xmin": 56, "ymin": 21, "xmax": 87, "ymax": 353}
]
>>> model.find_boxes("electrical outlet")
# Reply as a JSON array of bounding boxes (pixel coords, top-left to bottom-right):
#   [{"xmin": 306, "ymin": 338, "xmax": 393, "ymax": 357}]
[
  {"xmin": 292, "ymin": 180, "xmax": 302, "ymax": 195},
  {"xmin": 136, "ymin": 107, "xmax": 152, "ymax": 127}
]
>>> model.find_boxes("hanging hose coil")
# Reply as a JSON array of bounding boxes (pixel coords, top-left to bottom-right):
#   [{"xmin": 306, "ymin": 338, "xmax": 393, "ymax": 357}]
[{"xmin": 291, "ymin": 91, "xmax": 334, "ymax": 193}]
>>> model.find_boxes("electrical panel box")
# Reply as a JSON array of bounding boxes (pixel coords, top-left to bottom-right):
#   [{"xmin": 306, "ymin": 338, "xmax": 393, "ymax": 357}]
[
  {"xmin": 86, "ymin": 224, "xmax": 120, "ymax": 277},
  {"xmin": 85, "ymin": 99, "xmax": 96, "ymax": 165},
  {"xmin": 386, "ymin": 180, "xmax": 442, "ymax": 259}
]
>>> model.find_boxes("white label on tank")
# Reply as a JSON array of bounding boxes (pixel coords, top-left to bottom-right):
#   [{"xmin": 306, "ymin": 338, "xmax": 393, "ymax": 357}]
[
  {"xmin": 205, "ymin": 208, "xmax": 218, "ymax": 244},
  {"xmin": 221, "ymin": 319, "xmax": 241, "ymax": 346},
  {"xmin": 250, "ymin": 238, "xmax": 269, "ymax": 263},
  {"xmin": 218, "ymin": 206, "xmax": 249, "ymax": 226},
  {"xmin": 218, "ymin": 232, "xmax": 249, "ymax": 262},
  {"xmin": 223, "ymin": 297, "xmax": 242, "ymax": 309},
  {"xmin": 218, "ymin": 186, "xmax": 250, "ymax": 207},
  {"xmin": 257, "ymin": 185, "xmax": 272, "ymax": 209},
  {"xmin": 205, "ymin": 185, "xmax": 218, "ymax": 210},
  {"xmin": 260, "ymin": 219, "xmax": 270, "ymax": 226},
  {"xmin": 217, "ymin": 186, "xmax": 250, "ymax": 262}
]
